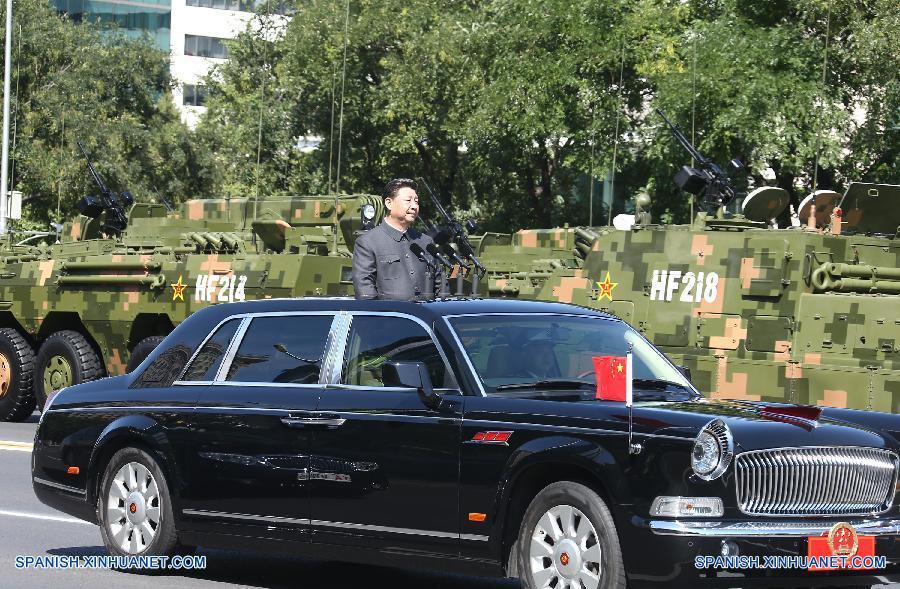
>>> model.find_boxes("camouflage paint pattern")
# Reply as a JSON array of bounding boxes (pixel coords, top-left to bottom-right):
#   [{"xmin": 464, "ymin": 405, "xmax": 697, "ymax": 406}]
[
  {"xmin": 476, "ymin": 183, "xmax": 900, "ymax": 413},
  {"xmin": 0, "ymin": 194, "xmax": 381, "ymax": 378}
]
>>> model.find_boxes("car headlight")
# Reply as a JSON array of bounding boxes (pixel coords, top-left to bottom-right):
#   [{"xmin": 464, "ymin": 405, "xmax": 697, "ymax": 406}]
[
  {"xmin": 361, "ymin": 204, "xmax": 376, "ymax": 221},
  {"xmin": 691, "ymin": 419, "xmax": 733, "ymax": 481}
]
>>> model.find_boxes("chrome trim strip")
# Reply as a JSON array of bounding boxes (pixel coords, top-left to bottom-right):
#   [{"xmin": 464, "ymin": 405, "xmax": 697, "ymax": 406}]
[
  {"xmin": 213, "ymin": 382, "xmax": 324, "ymax": 389},
  {"xmin": 650, "ymin": 518, "xmax": 900, "ymax": 538},
  {"xmin": 215, "ymin": 316, "xmax": 252, "ymax": 382},
  {"xmin": 33, "ymin": 477, "xmax": 86, "ymax": 496},
  {"xmin": 182, "ymin": 509, "xmax": 309, "ymax": 526},
  {"xmin": 464, "ymin": 418, "xmax": 628, "ymax": 438},
  {"xmin": 180, "ymin": 509, "xmax": 489, "ymax": 541},
  {"xmin": 53, "ymin": 406, "xmax": 288, "ymax": 413},
  {"xmin": 310, "ymin": 519, "xmax": 465, "ymax": 540},
  {"xmin": 322, "ymin": 312, "xmax": 352, "ymax": 384},
  {"xmin": 461, "ymin": 534, "xmax": 491, "ymax": 542}
]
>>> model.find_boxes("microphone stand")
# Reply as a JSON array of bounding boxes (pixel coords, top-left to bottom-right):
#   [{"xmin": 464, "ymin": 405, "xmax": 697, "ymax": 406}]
[{"xmin": 456, "ymin": 263, "xmax": 470, "ymax": 297}]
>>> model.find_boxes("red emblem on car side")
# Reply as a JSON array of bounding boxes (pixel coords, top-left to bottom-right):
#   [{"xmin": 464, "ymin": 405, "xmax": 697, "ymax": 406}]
[{"xmin": 470, "ymin": 431, "xmax": 513, "ymax": 444}]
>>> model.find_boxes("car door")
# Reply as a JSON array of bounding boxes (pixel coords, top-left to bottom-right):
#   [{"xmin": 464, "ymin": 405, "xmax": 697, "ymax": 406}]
[
  {"xmin": 180, "ymin": 311, "xmax": 339, "ymax": 541},
  {"xmin": 309, "ymin": 312, "xmax": 463, "ymax": 555}
]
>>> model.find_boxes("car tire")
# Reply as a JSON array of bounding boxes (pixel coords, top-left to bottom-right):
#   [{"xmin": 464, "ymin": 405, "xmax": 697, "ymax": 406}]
[
  {"xmin": 34, "ymin": 330, "xmax": 103, "ymax": 410},
  {"xmin": 126, "ymin": 336, "xmax": 166, "ymax": 374},
  {"xmin": 98, "ymin": 447, "xmax": 180, "ymax": 558},
  {"xmin": 517, "ymin": 481, "xmax": 626, "ymax": 589},
  {"xmin": 0, "ymin": 327, "xmax": 36, "ymax": 422}
]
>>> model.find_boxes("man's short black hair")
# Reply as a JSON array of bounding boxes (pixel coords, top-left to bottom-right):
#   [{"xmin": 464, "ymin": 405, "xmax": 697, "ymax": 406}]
[{"xmin": 382, "ymin": 178, "xmax": 418, "ymax": 204}]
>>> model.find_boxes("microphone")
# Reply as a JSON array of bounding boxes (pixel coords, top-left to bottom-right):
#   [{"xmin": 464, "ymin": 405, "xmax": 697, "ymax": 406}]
[
  {"xmin": 409, "ymin": 243, "xmax": 435, "ymax": 300},
  {"xmin": 409, "ymin": 242, "xmax": 429, "ymax": 263},
  {"xmin": 438, "ymin": 241, "xmax": 467, "ymax": 267},
  {"xmin": 425, "ymin": 243, "xmax": 454, "ymax": 269},
  {"xmin": 434, "ymin": 228, "xmax": 484, "ymax": 272}
]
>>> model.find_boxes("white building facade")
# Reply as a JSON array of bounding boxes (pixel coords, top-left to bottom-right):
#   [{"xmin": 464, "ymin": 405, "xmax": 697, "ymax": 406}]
[
  {"xmin": 54, "ymin": 0, "xmax": 288, "ymax": 127},
  {"xmin": 170, "ymin": 0, "xmax": 254, "ymax": 126}
]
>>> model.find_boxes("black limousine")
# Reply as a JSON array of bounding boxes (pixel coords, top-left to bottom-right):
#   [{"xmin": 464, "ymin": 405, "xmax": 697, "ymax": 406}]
[{"xmin": 32, "ymin": 298, "xmax": 900, "ymax": 588}]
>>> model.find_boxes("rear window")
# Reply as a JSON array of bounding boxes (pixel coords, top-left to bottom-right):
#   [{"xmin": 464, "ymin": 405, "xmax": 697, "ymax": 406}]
[{"xmin": 182, "ymin": 319, "xmax": 241, "ymax": 382}]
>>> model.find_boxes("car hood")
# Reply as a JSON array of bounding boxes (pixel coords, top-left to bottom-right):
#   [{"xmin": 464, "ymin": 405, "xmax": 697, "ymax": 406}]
[{"xmin": 629, "ymin": 398, "xmax": 900, "ymax": 453}]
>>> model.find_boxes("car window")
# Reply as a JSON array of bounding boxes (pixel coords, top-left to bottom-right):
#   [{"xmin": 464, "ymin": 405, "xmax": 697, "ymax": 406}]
[
  {"xmin": 342, "ymin": 315, "xmax": 456, "ymax": 389},
  {"xmin": 449, "ymin": 314, "xmax": 693, "ymax": 394},
  {"xmin": 225, "ymin": 315, "xmax": 333, "ymax": 384},
  {"xmin": 182, "ymin": 319, "xmax": 241, "ymax": 382}
]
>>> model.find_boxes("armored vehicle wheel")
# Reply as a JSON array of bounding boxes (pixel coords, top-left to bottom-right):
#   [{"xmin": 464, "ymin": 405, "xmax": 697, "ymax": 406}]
[
  {"xmin": 0, "ymin": 328, "xmax": 37, "ymax": 422},
  {"xmin": 126, "ymin": 336, "xmax": 166, "ymax": 373},
  {"xmin": 98, "ymin": 447, "xmax": 180, "ymax": 557},
  {"xmin": 517, "ymin": 481, "xmax": 626, "ymax": 589},
  {"xmin": 35, "ymin": 330, "xmax": 102, "ymax": 410}
]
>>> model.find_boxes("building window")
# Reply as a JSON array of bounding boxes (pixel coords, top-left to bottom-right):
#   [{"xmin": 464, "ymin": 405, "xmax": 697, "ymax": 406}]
[
  {"xmin": 185, "ymin": 0, "xmax": 291, "ymax": 15},
  {"xmin": 183, "ymin": 84, "xmax": 209, "ymax": 107},
  {"xmin": 184, "ymin": 34, "xmax": 229, "ymax": 59},
  {"xmin": 52, "ymin": 0, "xmax": 172, "ymax": 52}
]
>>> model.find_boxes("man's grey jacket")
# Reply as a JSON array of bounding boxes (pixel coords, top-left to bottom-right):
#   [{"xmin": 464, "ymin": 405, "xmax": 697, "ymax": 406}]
[{"xmin": 352, "ymin": 221, "xmax": 447, "ymax": 300}]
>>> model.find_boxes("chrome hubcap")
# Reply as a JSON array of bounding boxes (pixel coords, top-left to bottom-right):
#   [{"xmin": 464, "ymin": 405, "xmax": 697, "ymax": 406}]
[
  {"xmin": 530, "ymin": 504, "xmax": 601, "ymax": 589},
  {"xmin": 106, "ymin": 462, "xmax": 160, "ymax": 554}
]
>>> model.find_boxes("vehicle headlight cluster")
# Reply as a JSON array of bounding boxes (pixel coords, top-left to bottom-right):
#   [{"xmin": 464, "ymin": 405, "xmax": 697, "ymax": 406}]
[{"xmin": 691, "ymin": 419, "xmax": 733, "ymax": 481}]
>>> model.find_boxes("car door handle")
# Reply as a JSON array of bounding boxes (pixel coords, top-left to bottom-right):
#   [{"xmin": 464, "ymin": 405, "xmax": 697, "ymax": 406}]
[{"xmin": 280, "ymin": 412, "xmax": 346, "ymax": 429}]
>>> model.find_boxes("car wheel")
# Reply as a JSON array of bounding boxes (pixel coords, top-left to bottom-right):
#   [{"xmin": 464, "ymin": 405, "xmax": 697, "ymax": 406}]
[
  {"xmin": 34, "ymin": 330, "xmax": 103, "ymax": 410},
  {"xmin": 517, "ymin": 481, "xmax": 626, "ymax": 589},
  {"xmin": 98, "ymin": 447, "xmax": 179, "ymax": 557},
  {"xmin": 126, "ymin": 336, "xmax": 166, "ymax": 373},
  {"xmin": 0, "ymin": 327, "xmax": 36, "ymax": 422}
]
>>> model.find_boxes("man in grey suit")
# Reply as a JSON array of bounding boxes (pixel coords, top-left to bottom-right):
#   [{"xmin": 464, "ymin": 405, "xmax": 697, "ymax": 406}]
[{"xmin": 352, "ymin": 178, "xmax": 447, "ymax": 300}]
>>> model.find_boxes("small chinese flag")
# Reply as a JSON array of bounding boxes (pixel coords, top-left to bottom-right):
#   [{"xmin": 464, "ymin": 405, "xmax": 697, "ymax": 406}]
[{"xmin": 593, "ymin": 355, "xmax": 628, "ymax": 402}]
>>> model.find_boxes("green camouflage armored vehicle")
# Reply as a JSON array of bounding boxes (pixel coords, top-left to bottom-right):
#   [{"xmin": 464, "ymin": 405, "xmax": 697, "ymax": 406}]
[
  {"xmin": 467, "ymin": 112, "xmax": 900, "ymax": 413},
  {"xmin": 472, "ymin": 179, "xmax": 900, "ymax": 413},
  {"xmin": 0, "ymin": 189, "xmax": 382, "ymax": 421}
]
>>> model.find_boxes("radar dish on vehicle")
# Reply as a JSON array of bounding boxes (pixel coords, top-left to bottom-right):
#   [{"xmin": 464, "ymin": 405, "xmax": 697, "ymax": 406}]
[
  {"xmin": 798, "ymin": 190, "xmax": 840, "ymax": 228},
  {"xmin": 838, "ymin": 183, "xmax": 900, "ymax": 236},
  {"xmin": 741, "ymin": 187, "xmax": 789, "ymax": 223}
]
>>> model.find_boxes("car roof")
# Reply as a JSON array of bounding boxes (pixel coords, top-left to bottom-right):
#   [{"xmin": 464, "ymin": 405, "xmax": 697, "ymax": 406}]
[{"xmin": 189, "ymin": 297, "xmax": 617, "ymax": 326}]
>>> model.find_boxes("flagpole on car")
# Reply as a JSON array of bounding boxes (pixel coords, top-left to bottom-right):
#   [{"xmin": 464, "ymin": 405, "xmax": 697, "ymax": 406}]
[{"xmin": 626, "ymin": 344, "xmax": 641, "ymax": 455}]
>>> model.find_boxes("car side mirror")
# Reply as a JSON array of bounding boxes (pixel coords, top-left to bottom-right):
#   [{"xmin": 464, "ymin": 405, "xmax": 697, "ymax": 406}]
[
  {"xmin": 382, "ymin": 361, "xmax": 441, "ymax": 410},
  {"xmin": 676, "ymin": 365, "xmax": 692, "ymax": 382}
]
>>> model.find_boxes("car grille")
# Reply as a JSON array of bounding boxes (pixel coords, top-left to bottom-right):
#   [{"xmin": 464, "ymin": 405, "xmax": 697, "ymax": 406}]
[{"xmin": 734, "ymin": 447, "xmax": 898, "ymax": 516}]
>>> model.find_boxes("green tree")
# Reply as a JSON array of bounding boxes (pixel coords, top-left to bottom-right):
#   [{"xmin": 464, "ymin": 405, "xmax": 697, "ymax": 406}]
[
  {"xmin": 197, "ymin": 0, "xmax": 898, "ymax": 230},
  {"xmin": 3, "ymin": 0, "xmax": 212, "ymax": 229}
]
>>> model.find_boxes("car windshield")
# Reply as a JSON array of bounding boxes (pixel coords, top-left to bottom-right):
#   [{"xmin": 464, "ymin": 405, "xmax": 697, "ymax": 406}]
[{"xmin": 448, "ymin": 313, "xmax": 697, "ymax": 397}]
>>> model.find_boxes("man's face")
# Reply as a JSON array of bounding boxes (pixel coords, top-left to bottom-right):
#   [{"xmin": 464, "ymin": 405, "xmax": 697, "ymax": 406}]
[{"xmin": 386, "ymin": 187, "xmax": 419, "ymax": 226}]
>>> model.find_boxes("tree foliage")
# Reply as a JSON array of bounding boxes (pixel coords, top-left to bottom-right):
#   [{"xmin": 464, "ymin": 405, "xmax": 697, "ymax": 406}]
[{"xmin": 3, "ymin": 0, "xmax": 211, "ymax": 228}]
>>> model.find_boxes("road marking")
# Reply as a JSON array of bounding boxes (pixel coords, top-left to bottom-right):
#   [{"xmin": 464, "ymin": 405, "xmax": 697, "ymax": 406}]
[
  {"xmin": 0, "ymin": 509, "xmax": 92, "ymax": 525},
  {"xmin": 0, "ymin": 440, "xmax": 32, "ymax": 452}
]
